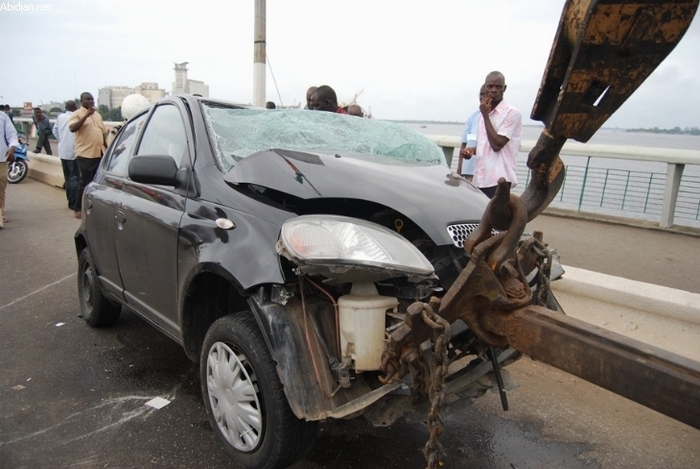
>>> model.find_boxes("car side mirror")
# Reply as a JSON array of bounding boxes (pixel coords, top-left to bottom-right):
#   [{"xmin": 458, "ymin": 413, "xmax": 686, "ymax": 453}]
[{"xmin": 128, "ymin": 154, "xmax": 179, "ymax": 185}]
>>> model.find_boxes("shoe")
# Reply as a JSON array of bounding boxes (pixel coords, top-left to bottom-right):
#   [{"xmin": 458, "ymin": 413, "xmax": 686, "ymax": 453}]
[{"xmin": 74, "ymin": 211, "xmax": 82, "ymax": 219}]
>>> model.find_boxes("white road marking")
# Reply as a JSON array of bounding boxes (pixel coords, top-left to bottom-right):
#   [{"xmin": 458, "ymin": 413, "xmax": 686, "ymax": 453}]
[{"xmin": 0, "ymin": 273, "xmax": 75, "ymax": 312}]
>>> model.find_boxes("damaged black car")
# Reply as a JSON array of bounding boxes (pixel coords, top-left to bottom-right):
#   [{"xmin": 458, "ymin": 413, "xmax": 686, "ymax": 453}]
[{"xmin": 75, "ymin": 95, "xmax": 527, "ymax": 469}]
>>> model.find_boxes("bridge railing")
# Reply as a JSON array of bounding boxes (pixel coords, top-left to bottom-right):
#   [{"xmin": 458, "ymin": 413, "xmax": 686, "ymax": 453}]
[
  {"xmin": 14, "ymin": 116, "xmax": 698, "ymax": 229},
  {"xmin": 429, "ymin": 135, "xmax": 700, "ymax": 228}
]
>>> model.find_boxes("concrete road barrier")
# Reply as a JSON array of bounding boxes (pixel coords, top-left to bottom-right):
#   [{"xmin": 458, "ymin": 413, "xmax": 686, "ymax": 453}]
[
  {"xmin": 28, "ymin": 153, "xmax": 64, "ymax": 188},
  {"xmin": 552, "ymin": 266, "xmax": 700, "ymax": 362}
]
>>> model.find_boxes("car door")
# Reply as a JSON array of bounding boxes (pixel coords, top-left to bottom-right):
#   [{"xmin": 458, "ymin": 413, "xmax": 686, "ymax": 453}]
[
  {"xmin": 85, "ymin": 112, "xmax": 148, "ymax": 302},
  {"xmin": 114, "ymin": 102, "xmax": 192, "ymax": 340}
]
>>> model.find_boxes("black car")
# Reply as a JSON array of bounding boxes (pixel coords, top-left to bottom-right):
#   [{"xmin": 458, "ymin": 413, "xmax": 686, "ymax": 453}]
[{"xmin": 75, "ymin": 95, "xmax": 499, "ymax": 469}]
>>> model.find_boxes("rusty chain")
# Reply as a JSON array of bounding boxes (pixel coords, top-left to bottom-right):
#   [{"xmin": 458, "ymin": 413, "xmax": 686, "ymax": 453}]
[
  {"xmin": 419, "ymin": 303, "xmax": 452, "ymax": 469},
  {"xmin": 528, "ymin": 238, "xmax": 554, "ymax": 307}
]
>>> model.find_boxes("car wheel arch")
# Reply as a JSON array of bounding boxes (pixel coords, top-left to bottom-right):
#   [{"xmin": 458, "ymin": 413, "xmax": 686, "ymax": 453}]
[{"xmin": 180, "ymin": 267, "xmax": 249, "ymax": 362}]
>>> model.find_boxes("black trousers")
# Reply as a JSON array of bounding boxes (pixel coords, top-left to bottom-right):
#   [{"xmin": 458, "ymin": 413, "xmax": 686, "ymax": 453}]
[
  {"xmin": 35, "ymin": 131, "xmax": 53, "ymax": 155},
  {"xmin": 60, "ymin": 159, "xmax": 81, "ymax": 211},
  {"xmin": 75, "ymin": 157, "xmax": 102, "ymax": 212}
]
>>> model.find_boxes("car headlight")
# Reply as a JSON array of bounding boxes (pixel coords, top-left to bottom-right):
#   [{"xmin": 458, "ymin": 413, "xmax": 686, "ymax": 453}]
[{"xmin": 277, "ymin": 215, "xmax": 434, "ymax": 278}]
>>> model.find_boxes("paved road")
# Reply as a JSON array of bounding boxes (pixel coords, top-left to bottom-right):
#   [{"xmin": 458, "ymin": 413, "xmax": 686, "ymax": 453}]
[
  {"xmin": 526, "ymin": 210, "xmax": 700, "ymax": 294},
  {"xmin": 1, "ymin": 179, "xmax": 698, "ymax": 468}
]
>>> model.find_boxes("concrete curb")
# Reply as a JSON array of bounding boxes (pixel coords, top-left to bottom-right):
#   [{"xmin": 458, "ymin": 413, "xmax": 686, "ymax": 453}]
[
  {"xmin": 551, "ymin": 266, "xmax": 700, "ymax": 362},
  {"xmin": 28, "ymin": 153, "xmax": 64, "ymax": 188},
  {"xmin": 553, "ymin": 266, "xmax": 700, "ymax": 326}
]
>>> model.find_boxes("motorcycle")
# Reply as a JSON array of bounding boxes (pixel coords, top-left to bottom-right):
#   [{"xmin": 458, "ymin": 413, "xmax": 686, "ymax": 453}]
[{"xmin": 7, "ymin": 134, "xmax": 29, "ymax": 184}]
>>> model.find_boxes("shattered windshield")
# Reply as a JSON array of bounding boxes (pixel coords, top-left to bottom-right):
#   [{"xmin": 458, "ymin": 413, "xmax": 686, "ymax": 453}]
[{"xmin": 201, "ymin": 105, "xmax": 446, "ymax": 172}]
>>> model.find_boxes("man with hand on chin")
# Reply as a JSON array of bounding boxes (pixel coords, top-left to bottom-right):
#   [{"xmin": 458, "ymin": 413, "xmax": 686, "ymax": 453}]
[
  {"xmin": 472, "ymin": 71, "xmax": 522, "ymax": 198},
  {"xmin": 69, "ymin": 92, "xmax": 107, "ymax": 218}
]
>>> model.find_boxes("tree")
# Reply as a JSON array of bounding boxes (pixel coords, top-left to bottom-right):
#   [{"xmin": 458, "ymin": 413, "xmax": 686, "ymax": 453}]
[
  {"xmin": 108, "ymin": 107, "xmax": 122, "ymax": 122},
  {"xmin": 98, "ymin": 105, "xmax": 110, "ymax": 121}
]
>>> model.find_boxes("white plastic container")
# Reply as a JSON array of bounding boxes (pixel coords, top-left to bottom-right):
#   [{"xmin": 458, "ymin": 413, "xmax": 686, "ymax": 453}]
[{"xmin": 338, "ymin": 283, "xmax": 399, "ymax": 371}]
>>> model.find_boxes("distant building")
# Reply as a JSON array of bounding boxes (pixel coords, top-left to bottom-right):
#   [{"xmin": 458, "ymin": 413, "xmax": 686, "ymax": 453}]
[
  {"xmin": 38, "ymin": 101, "xmax": 66, "ymax": 113},
  {"xmin": 172, "ymin": 62, "xmax": 210, "ymax": 97},
  {"xmin": 20, "ymin": 102, "xmax": 34, "ymax": 118},
  {"xmin": 98, "ymin": 82, "xmax": 167, "ymax": 109}
]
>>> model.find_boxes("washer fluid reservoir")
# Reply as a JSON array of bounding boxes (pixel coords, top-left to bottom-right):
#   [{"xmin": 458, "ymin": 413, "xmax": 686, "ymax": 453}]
[{"xmin": 338, "ymin": 282, "xmax": 399, "ymax": 371}]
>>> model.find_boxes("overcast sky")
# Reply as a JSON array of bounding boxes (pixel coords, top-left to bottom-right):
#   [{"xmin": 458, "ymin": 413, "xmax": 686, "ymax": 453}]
[{"xmin": 1, "ymin": 0, "xmax": 699, "ymax": 130}]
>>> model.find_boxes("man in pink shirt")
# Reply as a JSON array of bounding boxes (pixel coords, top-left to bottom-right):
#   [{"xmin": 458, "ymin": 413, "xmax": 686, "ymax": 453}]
[{"xmin": 472, "ymin": 71, "xmax": 522, "ymax": 198}]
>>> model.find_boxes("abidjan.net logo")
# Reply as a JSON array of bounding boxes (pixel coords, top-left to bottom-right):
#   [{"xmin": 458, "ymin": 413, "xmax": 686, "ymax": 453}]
[{"xmin": 0, "ymin": 2, "xmax": 52, "ymax": 12}]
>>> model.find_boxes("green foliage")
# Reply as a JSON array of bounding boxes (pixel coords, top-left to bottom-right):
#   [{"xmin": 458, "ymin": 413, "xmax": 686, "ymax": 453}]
[{"xmin": 98, "ymin": 105, "xmax": 123, "ymax": 122}]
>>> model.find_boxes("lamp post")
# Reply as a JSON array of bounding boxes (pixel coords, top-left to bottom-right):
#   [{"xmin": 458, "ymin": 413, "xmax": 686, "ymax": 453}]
[{"xmin": 253, "ymin": 0, "xmax": 266, "ymax": 108}]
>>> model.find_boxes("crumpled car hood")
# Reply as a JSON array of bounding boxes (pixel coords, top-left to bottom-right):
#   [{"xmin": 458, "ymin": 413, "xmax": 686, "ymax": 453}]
[{"xmin": 224, "ymin": 149, "xmax": 488, "ymax": 246}]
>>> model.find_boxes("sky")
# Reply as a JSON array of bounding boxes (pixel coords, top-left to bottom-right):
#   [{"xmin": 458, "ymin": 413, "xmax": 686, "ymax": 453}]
[{"xmin": 1, "ymin": 0, "xmax": 699, "ymax": 130}]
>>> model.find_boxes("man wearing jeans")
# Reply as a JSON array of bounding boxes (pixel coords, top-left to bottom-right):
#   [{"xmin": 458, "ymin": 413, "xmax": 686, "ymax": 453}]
[
  {"xmin": 53, "ymin": 100, "xmax": 80, "ymax": 213},
  {"xmin": 69, "ymin": 92, "xmax": 106, "ymax": 219}
]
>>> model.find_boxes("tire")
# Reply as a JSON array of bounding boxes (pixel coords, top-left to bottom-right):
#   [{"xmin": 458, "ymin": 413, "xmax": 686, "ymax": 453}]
[
  {"xmin": 7, "ymin": 160, "xmax": 28, "ymax": 184},
  {"xmin": 201, "ymin": 312, "xmax": 317, "ymax": 469},
  {"xmin": 77, "ymin": 248, "xmax": 121, "ymax": 327}
]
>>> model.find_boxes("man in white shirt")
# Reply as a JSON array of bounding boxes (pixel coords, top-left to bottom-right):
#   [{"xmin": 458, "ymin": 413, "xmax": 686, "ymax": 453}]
[
  {"xmin": 0, "ymin": 111, "xmax": 18, "ymax": 229},
  {"xmin": 53, "ymin": 100, "xmax": 80, "ymax": 215},
  {"xmin": 472, "ymin": 71, "xmax": 522, "ymax": 198}
]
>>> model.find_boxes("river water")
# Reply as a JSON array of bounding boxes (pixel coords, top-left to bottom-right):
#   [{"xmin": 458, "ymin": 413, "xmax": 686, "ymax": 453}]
[
  {"xmin": 407, "ymin": 122, "xmax": 700, "ymax": 151},
  {"xmin": 400, "ymin": 122, "xmax": 700, "ymax": 227}
]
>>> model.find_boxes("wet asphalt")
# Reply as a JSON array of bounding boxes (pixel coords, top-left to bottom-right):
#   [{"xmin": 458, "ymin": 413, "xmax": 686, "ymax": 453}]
[{"xmin": 1, "ymin": 179, "xmax": 698, "ymax": 469}]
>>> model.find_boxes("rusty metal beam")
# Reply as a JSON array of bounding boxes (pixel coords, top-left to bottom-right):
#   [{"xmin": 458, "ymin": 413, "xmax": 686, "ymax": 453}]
[{"xmin": 482, "ymin": 305, "xmax": 700, "ymax": 430}]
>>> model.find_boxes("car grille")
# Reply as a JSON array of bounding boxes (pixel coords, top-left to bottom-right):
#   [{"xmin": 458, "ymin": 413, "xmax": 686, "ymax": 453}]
[
  {"xmin": 446, "ymin": 223, "xmax": 482, "ymax": 248},
  {"xmin": 447, "ymin": 223, "xmax": 531, "ymax": 249}
]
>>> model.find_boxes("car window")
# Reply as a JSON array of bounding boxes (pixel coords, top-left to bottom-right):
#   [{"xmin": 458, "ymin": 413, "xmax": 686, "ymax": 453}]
[
  {"xmin": 201, "ymin": 106, "xmax": 446, "ymax": 172},
  {"xmin": 105, "ymin": 113, "xmax": 147, "ymax": 177},
  {"xmin": 136, "ymin": 104, "xmax": 189, "ymax": 168}
]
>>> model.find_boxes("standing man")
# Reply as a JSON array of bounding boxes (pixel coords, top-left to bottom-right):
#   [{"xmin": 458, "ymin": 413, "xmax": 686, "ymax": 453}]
[
  {"xmin": 69, "ymin": 92, "xmax": 107, "ymax": 219},
  {"xmin": 457, "ymin": 85, "xmax": 488, "ymax": 182},
  {"xmin": 53, "ymin": 100, "xmax": 80, "ymax": 214},
  {"xmin": 32, "ymin": 107, "xmax": 53, "ymax": 155},
  {"xmin": 3, "ymin": 105, "xmax": 14, "ymax": 124},
  {"xmin": 0, "ymin": 111, "xmax": 18, "ymax": 229},
  {"xmin": 472, "ymin": 71, "xmax": 522, "ymax": 198},
  {"xmin": 308, "ymin": 85, "xmax": 348, "ymax": 114},
  {"xmin": 305, "ymin": 86, "xmax": 317, "ymax": 109}
]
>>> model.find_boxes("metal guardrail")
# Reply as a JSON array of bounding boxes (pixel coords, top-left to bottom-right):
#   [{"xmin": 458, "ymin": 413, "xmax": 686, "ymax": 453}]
[{"xmin": 429, "ymin": 135, "xmax": 700, "ymax": 228}]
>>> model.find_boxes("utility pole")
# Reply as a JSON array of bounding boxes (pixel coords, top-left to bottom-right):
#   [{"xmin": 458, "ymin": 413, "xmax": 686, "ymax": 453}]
[{"xmin": 253, "ymin": 0, "xmax": 266, "ymax": 107}]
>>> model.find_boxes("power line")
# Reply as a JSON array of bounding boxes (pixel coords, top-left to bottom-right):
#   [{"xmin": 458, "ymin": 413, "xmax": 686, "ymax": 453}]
[{"xmin": 266, "ymin": 54, "xmax": 283, "ymax": 108}]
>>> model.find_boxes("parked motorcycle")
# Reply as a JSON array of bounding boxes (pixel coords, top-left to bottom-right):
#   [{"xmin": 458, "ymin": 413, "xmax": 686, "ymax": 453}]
[{"xmin": 8, "ymin": 134, "xmax": 29, "ymax": 184}]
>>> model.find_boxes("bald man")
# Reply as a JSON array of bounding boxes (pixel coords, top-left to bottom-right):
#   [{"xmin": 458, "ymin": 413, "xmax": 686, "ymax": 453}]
[
  {"xmin": 308, "ymin": 85, "xmax": 348, "ymax": 114},
  {"xmin": 347, "ymin": 104, "xmax": 364, "ymax": 117},
  {"xmin": 305, "ymin": 86, "xmax": 317, "ymax": 109}
]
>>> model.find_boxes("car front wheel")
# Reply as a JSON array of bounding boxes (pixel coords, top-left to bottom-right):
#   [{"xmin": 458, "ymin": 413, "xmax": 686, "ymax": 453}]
[
  {"xmin": 201, "ymin": 311, "xmax": 317, "ymax": 469},
  {"xmin": 77, "ymin": 248, "xmax": 121, "ymax": 327}
]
